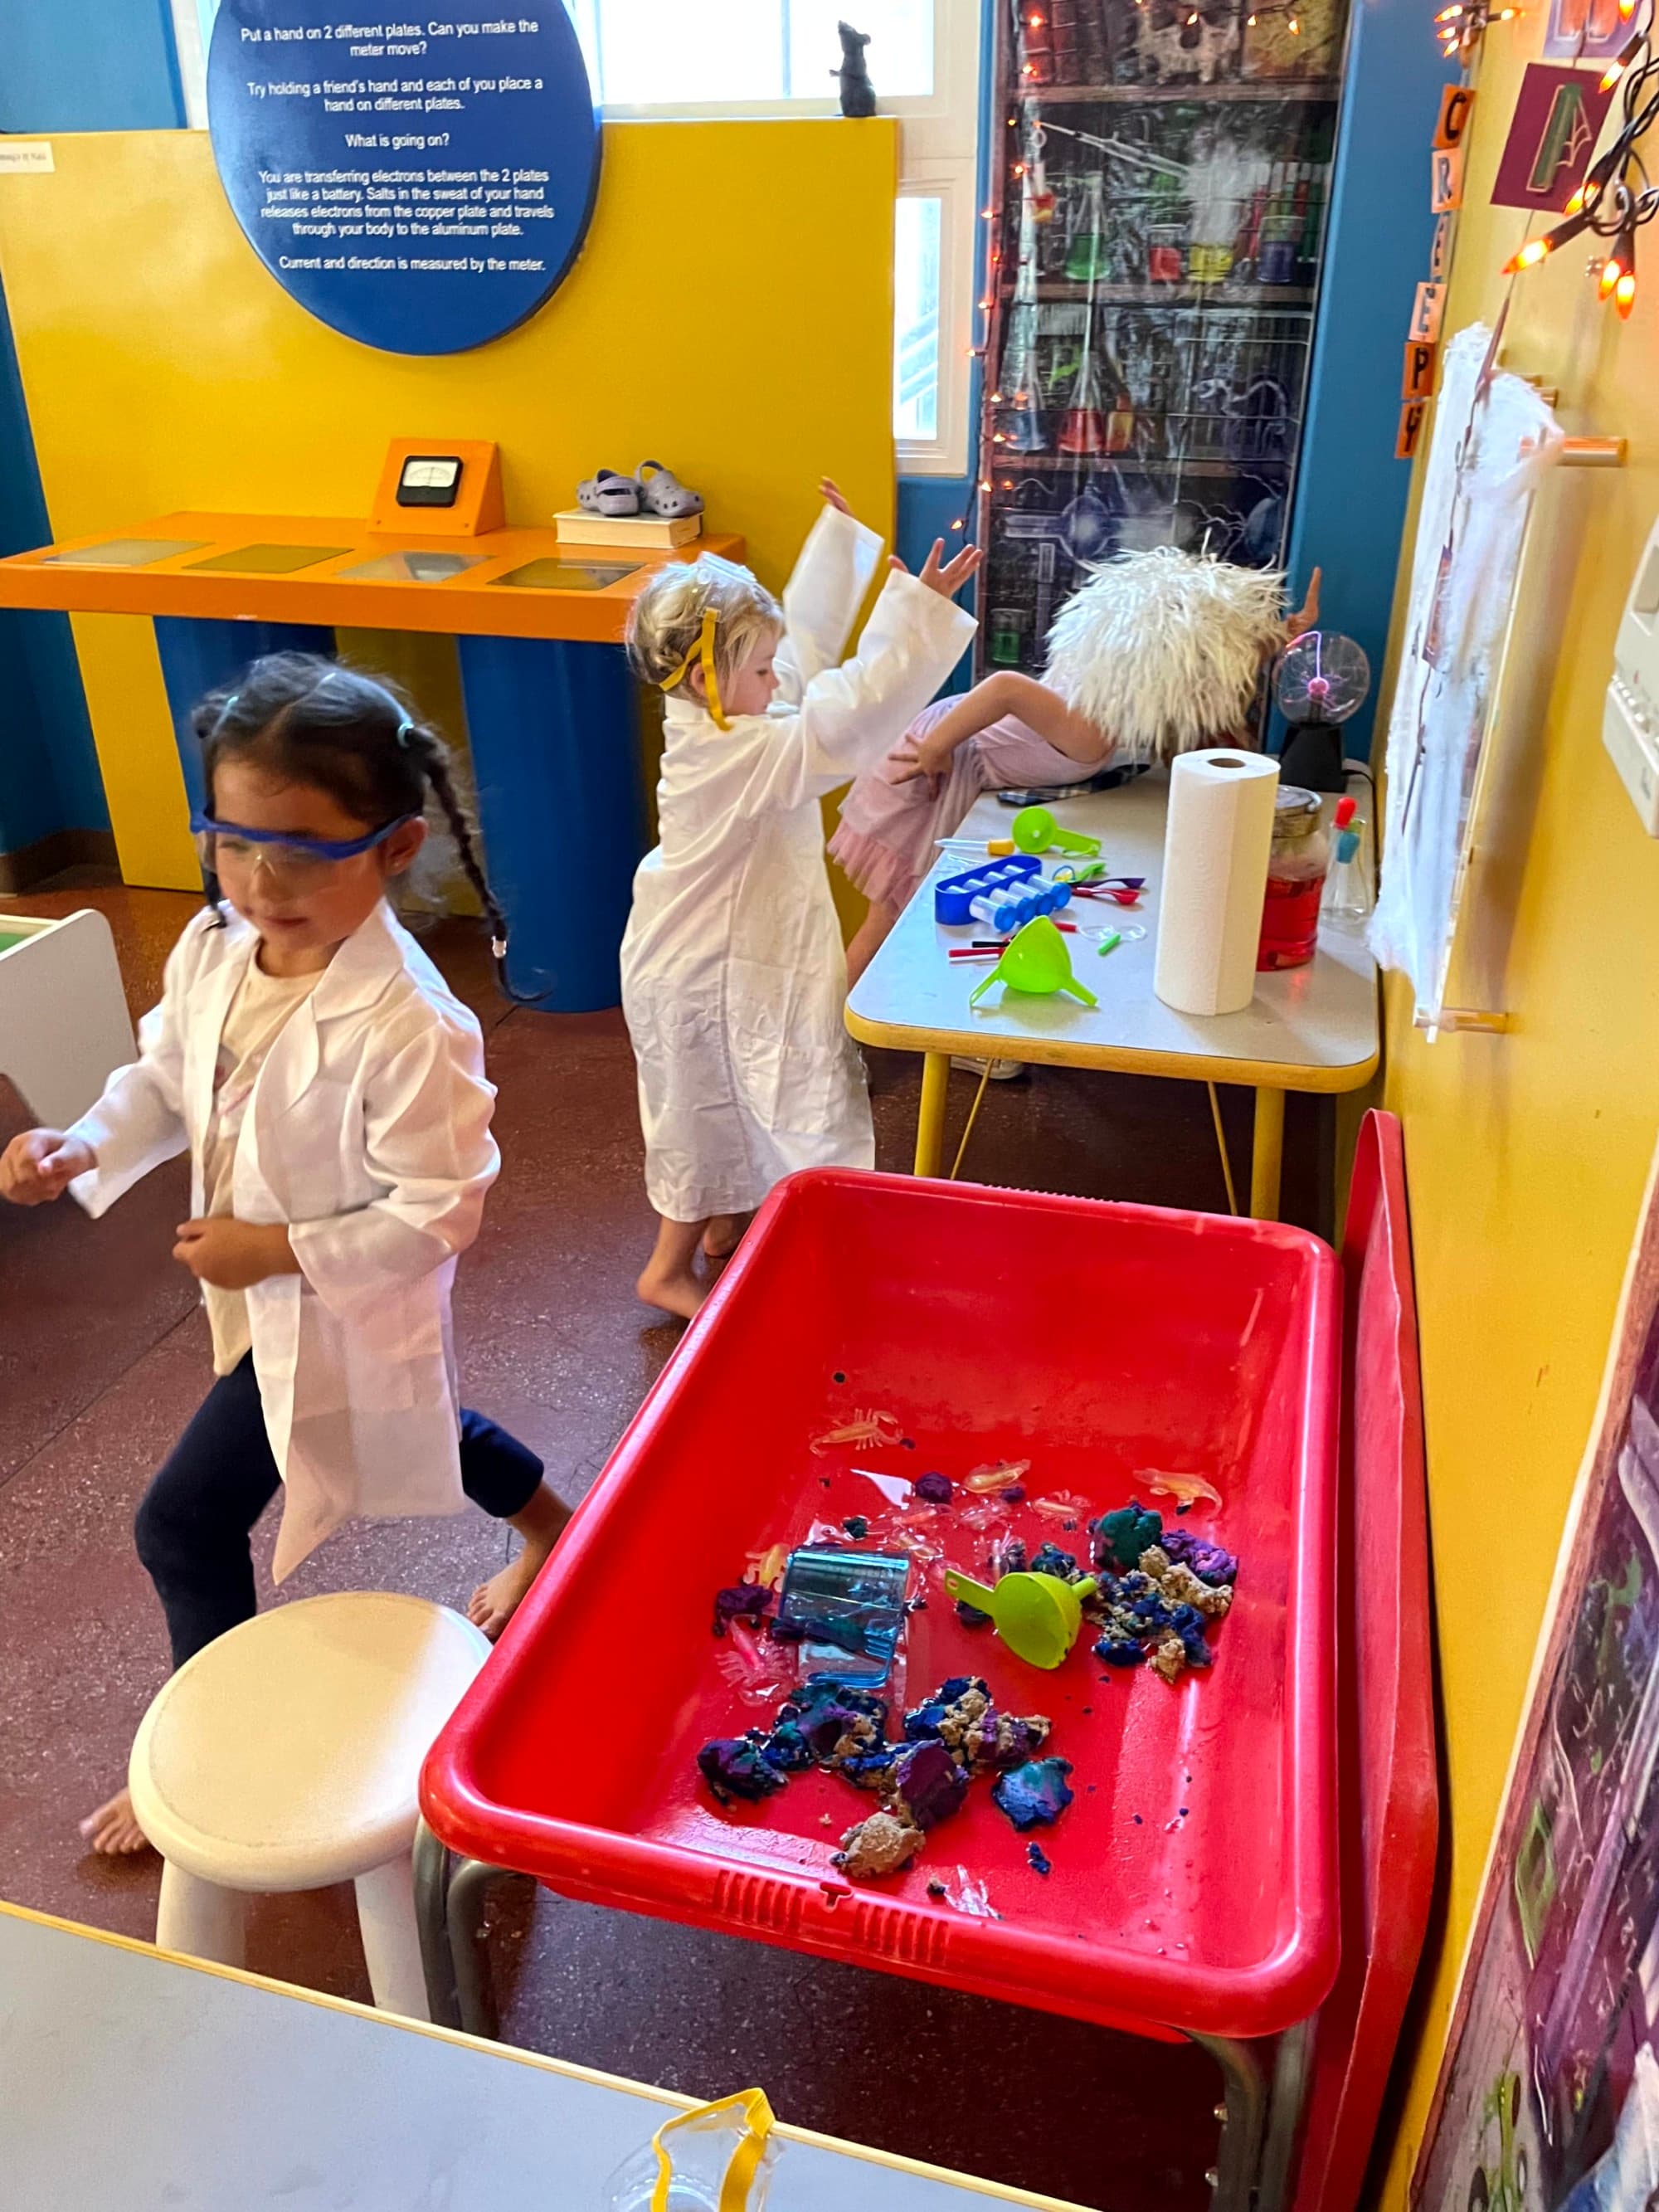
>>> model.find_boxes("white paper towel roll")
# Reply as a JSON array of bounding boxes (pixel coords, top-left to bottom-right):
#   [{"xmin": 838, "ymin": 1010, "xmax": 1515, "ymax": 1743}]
[{"xmin": 1154, "ymin": 749, "xmax": 1281, "ymax": 1016}]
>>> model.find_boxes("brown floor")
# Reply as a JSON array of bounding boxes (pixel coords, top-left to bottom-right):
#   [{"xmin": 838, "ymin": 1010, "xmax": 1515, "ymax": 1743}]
[{"xmin": 0, "ymin": 883, "xmax": 1330, "ymax": 2210}]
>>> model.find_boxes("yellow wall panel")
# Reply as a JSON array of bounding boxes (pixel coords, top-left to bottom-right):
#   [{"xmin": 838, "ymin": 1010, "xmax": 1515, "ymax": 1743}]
[
  {"xmin": 1378, "ymin": 23, "xmax": 1659, "ymax": 2201},
  {"xmin": 0, "ymin": 121, "xmax": 898, "ymax": 889}
]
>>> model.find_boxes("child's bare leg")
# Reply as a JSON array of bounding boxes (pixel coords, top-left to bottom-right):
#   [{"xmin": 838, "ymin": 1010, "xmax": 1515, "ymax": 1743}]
[
  {"xmin": 703, "ymin": 1211, "xmax": 753, "ymax": 1259},
  {"xmin": 468, "ymin": 1479, "xmax": 572, "ymax": 1640},
  {"xmin": 80, "ymin": 1788, "xmax": 150, "ymax": 1856},
  {"xmin": 846, "ymin": 898, "xmax": 900, "ymax": 987},
  {"xmin": 637, "ymin": 1214, "xmax": 709, "ymax": 1321}
]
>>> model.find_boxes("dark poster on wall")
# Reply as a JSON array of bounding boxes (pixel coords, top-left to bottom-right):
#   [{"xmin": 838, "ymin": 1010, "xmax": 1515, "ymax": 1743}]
[
  {"xmin": 1414, "ymin": 1143, "xmax": 1659, "ymax": 2211},
  {"xmin": 207, "ymin": 0, "xmax": 601, "ymax": 354}
]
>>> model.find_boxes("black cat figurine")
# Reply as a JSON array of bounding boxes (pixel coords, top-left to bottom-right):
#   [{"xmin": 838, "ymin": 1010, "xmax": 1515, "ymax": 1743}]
[{"xmin": 833, "ymin": 21, "xmax": 876, "ymax": 117}]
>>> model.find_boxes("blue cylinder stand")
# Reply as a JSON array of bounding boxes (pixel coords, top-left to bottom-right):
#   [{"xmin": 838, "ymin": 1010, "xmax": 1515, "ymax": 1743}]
[
  {"xmin": 153, "ymin": 616, "xmax": 337, "ymax": 815},
  {"xmin": 456, "ymin": 635, "xmax": 645, "ymax": 1014}
]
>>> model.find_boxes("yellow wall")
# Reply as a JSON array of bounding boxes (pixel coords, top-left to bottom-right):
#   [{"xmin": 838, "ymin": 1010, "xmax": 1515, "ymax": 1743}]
[
  {"xmin": 1379, "ymin": 27, "xmax": 1659, "ymax": 2201},
  {"xmin": 0, "ymin": 121, "xmax": 898, "ymax": 893}
]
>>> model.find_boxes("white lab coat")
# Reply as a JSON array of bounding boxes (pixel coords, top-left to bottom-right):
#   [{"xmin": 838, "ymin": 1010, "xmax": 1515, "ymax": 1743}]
[
  {"xmin": 620, "ymin": 504, "xmax": 976, "ymax": 1221},
  {"xmin": 66, "ymin": 900, "xmax": 497, "ymax": 1580}
]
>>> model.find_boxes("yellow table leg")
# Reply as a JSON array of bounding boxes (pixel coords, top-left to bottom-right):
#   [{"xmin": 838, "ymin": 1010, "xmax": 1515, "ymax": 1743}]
[
  {"xmin": 1250, "ymin": 1087, "xmax": 1285, "ymax": 1220},
  {"xmin": 915, "ymin": 1051, "xmax": 950, "ymax": 1177}
]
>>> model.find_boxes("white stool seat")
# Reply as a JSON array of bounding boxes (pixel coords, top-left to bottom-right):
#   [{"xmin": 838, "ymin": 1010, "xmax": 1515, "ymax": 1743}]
[{"xmin": 129, "ymin": 1593, "xmax": 491, "ymax": 2017}]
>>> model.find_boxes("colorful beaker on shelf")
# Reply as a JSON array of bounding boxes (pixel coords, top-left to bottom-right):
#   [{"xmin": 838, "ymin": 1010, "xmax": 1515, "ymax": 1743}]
[
  {"xmin": 1188, "ymin": 241, "xmax": 1234, "ymax": 285},
  {"xmin": 1063, "ymin": 173, "xmax": 1111, "ymax": 283},
  {"xmin": 1147, "ymin": 222, "xmax": 1187, "ymax": 283}
]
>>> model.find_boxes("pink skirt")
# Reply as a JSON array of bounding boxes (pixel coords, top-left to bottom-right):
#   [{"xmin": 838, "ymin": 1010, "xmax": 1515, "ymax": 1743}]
[{"xmin": 829, "ymin": 698, "xmax": 1086, "ymax": 914}]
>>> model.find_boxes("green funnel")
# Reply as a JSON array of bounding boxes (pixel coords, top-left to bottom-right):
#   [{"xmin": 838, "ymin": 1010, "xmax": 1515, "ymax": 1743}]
[
  {"xmin": 943, "ymin": 1567, "xmax": 1099, "ymax": 1669},
  {"xmin": 1011, "ymin": 804, "xmax": 1102, "ymax": 858},
  {"xmin": 968, "ymin": 916, "xmax": 1097, "ymax": 1009}
]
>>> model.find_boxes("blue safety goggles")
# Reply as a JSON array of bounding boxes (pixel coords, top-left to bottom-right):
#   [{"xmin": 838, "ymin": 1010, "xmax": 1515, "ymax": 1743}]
[{"xmin": 191, "ymin": 811, "xmax": 418, "ymax": 864}]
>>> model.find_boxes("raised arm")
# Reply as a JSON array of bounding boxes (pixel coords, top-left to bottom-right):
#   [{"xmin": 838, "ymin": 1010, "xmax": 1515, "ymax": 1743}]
[
  {"xmin": 739, "ymin": 543, "xmax": 980, "ymax": 816},
  {"xmin": 772, "ymin": 482, "xmax": 884, "ymax": 701}
]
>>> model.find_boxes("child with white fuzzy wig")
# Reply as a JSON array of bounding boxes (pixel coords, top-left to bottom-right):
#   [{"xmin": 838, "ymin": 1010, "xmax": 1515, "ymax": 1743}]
[{"xmin": 833, "ymin": 548, "xmax": 1319, "ymax": 983}]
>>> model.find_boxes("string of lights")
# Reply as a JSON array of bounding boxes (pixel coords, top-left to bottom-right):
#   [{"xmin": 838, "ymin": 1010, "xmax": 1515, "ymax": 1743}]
[{"xmin": 1499, "ymin": 0, "xmax": 1657, "ymax": 320}]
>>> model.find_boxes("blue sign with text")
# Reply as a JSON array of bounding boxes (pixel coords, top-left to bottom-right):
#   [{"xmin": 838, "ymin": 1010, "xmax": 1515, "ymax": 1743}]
[{"xmin": 207, "ymin": 1, "xmax": 601, "ymax": 354}]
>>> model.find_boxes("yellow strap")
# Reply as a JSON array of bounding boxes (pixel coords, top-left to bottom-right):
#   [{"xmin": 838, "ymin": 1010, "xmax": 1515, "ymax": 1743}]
[
  {"xmin": 649, "ymin": 2090, "xmax": 776, "ymax": 2212},
  {"xmin": 659, "ymin": 607, "xmax": 730, "ymax": 730}
]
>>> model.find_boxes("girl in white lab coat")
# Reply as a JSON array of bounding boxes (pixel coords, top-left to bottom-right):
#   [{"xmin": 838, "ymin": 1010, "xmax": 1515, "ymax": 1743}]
[
  {"xmin": 0, "ymin": 655, "xmax": 568, "ymax": 1854},
  {"xmin": 620, "ymin": 481, "xmax": 980, "ymax": 1319}
]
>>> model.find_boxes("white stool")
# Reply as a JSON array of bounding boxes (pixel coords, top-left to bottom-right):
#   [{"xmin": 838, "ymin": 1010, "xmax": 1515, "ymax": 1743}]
[
  {"xmin": 129, "ymin": 1592, "xmax": 491, "ymax": 2020},
  {"xmin": 0, "ymin": 909, "xmax": 135, "ymax": 1126}
]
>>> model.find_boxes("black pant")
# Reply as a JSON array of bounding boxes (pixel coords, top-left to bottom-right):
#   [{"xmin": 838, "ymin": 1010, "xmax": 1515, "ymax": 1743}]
[{"xmin": 134, "ymin": 1354, "xmax": 543, "ymax": 1669}]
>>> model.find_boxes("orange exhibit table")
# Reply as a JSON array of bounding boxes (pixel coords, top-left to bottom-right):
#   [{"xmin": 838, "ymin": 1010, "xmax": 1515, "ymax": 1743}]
[{"xmin": 0, "ymin": 506, "xmax": 746, "ymax": 1011}]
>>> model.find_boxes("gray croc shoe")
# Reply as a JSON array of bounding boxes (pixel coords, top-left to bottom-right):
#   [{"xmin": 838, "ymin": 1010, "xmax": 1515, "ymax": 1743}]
[
  {"xmin": 577, "ymin": 469, "xmax": 640, "ymax": 517},
  {"xmin": 636, "ymin": 460, "xmax": 704, "ymax": 519}
]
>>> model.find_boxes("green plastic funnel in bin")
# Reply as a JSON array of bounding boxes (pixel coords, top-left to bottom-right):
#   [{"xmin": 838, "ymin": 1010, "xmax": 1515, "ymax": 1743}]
[
  {"xmin": 942, "ymin": 1567, "xmax": 1099, "ymax": 1669},
  {"xmin": 1011, "ymin": 804, "xmax": 1102, "ymax": 858},
  {"xmin": 969, "ymin": 916, "xmax": 1097, "ymax": 1009}
]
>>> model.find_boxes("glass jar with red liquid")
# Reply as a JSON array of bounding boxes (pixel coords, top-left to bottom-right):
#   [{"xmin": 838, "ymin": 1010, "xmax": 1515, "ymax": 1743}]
[{"xmin": 1257, "ymin": 785, "xmax": 1331, "ymax": 972}]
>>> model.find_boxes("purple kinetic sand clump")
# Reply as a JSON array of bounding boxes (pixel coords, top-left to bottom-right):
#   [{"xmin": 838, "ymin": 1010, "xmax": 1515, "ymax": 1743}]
[
  {"xmin": 891, "ymin": 1740, "xmax": 970, "ymax": 1831},
  {"xmin": 915, "ymin": 1472, "xmax": 953, "ymax": 1504},
  {"xmin": 712, "ymin": 1583, "xmax": 773, "ymax": 1637},
  {"xmin": 698, "ymin": 1736, "xmax": 786, "ymax": 1805},
  {"xmin": 1027, "ymin": 1842, "xmax": 1053, "ymax": 1876},
  {"xmin": 1160, "ymin": 1527, "xmax": 1238, "ymax": 1586}
]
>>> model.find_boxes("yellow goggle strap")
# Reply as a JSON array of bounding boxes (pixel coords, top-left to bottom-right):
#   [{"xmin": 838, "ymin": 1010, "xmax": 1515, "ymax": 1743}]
[
  {"xmin": 659, "ymin": 607, "xmax": 731, "ymax": 730},
  {"xmin": 649, "ymin": 2089, "xmax": 776, "ymax": 2212}
]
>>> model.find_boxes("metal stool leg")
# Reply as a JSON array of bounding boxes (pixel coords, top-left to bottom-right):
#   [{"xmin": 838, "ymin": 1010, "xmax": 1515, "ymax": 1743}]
[
  {"xmin": 1255, "ymin": 2020, "xmax": 1315, "ymax": 2212},
  {"xmin": 412, "ymin": 1816, "xmax": 462, "ymax": 2029},
  {"xmin": 1190, "ymin": 2030, "xmax": 1269, "ymax": 2212},
  {"xmin": 411, "ymin": 1815, "xmax": 520, "ymax": 2040}
]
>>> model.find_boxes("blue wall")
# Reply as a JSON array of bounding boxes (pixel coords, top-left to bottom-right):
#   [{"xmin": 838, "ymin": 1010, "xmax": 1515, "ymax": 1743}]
[
  {"xmin": 1284, "ymin": 0, "xmax": 1457, "ymax": 757},
  {"xmin": 0, "ymin": 0, "xmax": 184, "ymax": 132}
]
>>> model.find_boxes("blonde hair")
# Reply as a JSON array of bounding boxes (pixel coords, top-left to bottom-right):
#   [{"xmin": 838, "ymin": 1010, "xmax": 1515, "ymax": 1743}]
[{"xmin": 626, "ymin": 555, "xmax": 783, "ymax": 693}]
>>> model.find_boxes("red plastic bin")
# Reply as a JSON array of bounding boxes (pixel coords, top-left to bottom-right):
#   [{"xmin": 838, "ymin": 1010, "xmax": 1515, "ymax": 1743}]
[{"xmin": 424, "ymin": 1170, "xmax": 1341, "ymax": 2042}]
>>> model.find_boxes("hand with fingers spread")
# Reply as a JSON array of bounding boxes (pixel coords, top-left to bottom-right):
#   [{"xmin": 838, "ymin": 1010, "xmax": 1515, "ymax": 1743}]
[
  {"xmin": 1286, "ymin": 567, "xmax": 1321, "ymax": 641},
  {"xmin": 0, "ymin": 1128, "xmax": 95, "ymax": 1206},
  {"xmin": 891, "ymin": 537, "xmax": 985, "ymax": 602}
]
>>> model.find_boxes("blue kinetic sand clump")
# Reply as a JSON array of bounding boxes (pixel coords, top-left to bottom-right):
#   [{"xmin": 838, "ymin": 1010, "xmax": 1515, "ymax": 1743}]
[
  {"xmin": 698, "ymin": 1735, "xmax": 787, "ymax": 1805},
  {"xmin": 1027, "ymin": 1842, "xmax": 1053, "ymax": 1877},
  {"xmin": 1029, "ymin": 1542, "xmax": 1081, "ymax": 1581},
  {"xmin": 993, "ymin": 1757, "xmax": 1075, "ymax": 1831}
]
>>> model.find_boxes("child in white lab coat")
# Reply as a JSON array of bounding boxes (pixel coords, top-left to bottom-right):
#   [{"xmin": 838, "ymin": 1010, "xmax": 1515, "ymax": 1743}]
[
  {"xmin": 0, "ymin": 655, "xmax": 569, "ymax": 1854},
  {"xmin": 621, "ymin": 480, "xmax": 980, "ymax": 1319}
]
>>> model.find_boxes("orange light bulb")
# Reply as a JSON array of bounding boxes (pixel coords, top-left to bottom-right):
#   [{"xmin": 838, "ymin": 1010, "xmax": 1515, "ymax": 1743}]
[
  {"xmin": 1618, "ymin": 268, "xmax": 1637, "ymax": 317},
  {"xmin": 1599, "ymin": 254, "xmax": 1624, "ymax": 300}
]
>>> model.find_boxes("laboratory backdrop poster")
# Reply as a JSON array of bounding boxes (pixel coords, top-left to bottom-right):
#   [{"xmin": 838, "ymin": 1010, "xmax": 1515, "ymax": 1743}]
[{"xmin": 1413, "ymin": 1143, "xmax": 1659, "ymax": 2211}]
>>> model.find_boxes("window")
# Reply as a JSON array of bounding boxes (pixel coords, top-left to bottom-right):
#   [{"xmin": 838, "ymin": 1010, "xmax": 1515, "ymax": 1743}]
[
  {"xmin": 168, "ymin": 0, "xmax": 980, "ymax": 470},
  {"xmin": 567, "ymin": 0, "xmax": 936, "ymax": 110},
  {"xmin": 894, "ymin": 193, "xmax": 942, "ymax": 446}
]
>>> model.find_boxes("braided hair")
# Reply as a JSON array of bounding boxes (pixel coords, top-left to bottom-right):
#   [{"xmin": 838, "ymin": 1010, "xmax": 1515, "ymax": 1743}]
[{"xmin": 192, "ymin": 652, "xmax": 526, "ymax": 996}]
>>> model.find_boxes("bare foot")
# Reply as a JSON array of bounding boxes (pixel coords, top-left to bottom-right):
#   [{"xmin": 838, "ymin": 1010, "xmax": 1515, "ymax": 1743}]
[
  {"xmin": 80, "ymin": 1787, "xmax": 150, "ymax": 1856},
  {"xmin": 702, "ymin": 1212, "xmax": 752, "ymax": 1260},
  {"xmin": 467, "ymin": 1484, "xmax": 571, "ymax": 1640},
  {"xmin": 468, "ymin": 1548, "xmax": 545, "ymax": 1640},
  {"xmin": 635, "ymin": 1259, "xmax": 707, "ymax": 1322}
]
